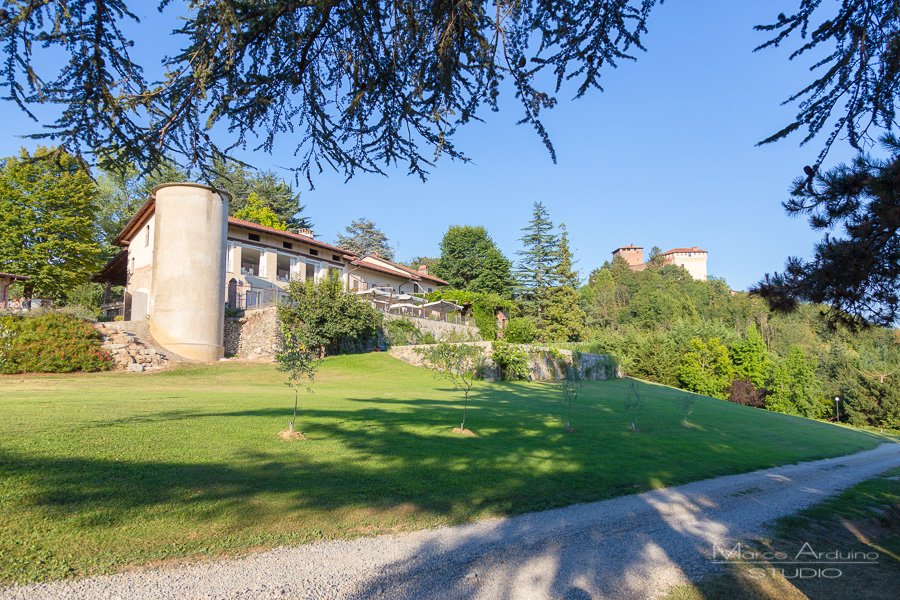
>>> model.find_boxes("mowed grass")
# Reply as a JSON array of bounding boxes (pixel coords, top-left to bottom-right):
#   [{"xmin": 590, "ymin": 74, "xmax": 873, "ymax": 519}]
[{"xmin": 0, "ymin": 353, "xmax": 894, "ymax": 583}]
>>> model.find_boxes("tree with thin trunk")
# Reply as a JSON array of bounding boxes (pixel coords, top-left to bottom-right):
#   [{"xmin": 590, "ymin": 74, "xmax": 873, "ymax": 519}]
[
  {"xmin": 679, "ymin": 392, "xmax": 697, "ymax": 428},
  {"xmin": 275, "ymin": 324, "xmax": 321, "ymax": 438},
  {"xmin": 557, "ymin": 356, "xmax": 584, "ymax": 432},
  {"xmin": 418, "ymin": 342, "xmax": 486, "ymax": 433},
  {"xmin": 624, "ymin": 381, "xmax": 643, "ymax": 431}
]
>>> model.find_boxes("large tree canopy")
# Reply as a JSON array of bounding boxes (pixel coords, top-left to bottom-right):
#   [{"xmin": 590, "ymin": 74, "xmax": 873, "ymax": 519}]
[
  {"xmin": 0, "ymin": 147, "xmax": 103, "ymax": 298},
  {"xmin": 755, "ymin": 134, "xmax": 900, "ymax": 329},
  {"xmin": 433, "ymin": 225, "xmax": 514, "ymax": 296},
  {"xmin": 1, "ymin": 1, "xmax": 888, "ymax": 181}
]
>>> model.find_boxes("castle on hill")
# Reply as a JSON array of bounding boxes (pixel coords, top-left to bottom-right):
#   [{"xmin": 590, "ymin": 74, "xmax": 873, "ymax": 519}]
[{"xmin": 612, "ymin": 244, "xmax": 708, "ymax": 281}]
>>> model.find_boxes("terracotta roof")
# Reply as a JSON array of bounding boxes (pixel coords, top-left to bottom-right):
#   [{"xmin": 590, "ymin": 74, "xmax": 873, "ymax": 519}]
[
  {"xmin": 662, "ymin": 247, "xmax": 706, "ymax": 255},
  {"xmin": 227, "ymin": 218, "xmax": 357, "ymax": 256},
  {"xmin": 0, "ymin": 272, "xmax": 30, "ymax": 281},
  {"xmin": 350, "ymin": 260, "xmax": 418, "ymax": 280},
  {"xmin": 359, "ymin": 254, "xmax": 450, "ymax": 286}
]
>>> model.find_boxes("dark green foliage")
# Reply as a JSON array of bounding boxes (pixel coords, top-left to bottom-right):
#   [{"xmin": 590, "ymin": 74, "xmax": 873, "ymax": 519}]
[
  {"xmin": 516, "ymin": 202, "xmax": 559, "ymax": 324},
  {"xmin": 765, "ymin": 345, "xmax": 825, "ymax": 418},
  {"xmin": 335, "ymin": 218, "xmax": 393, "ymax": 260},
  {"xmin": 0, "ymin": 147, "xmax": 103, "ymax": 299},
  {"xmin": 491, "ymin": 341, "xmax": 530, "ymax": 382},
  {"xmin": 544, "ymin": 224, "xmax": 586, "ymax": 341},
  {"xmin": 756, "ymin": 2, "xmax": 900, "ymax": 168},
  {"xmin": 209, "ymin": 159, "xmax": 310, "ymax": 232},
  {"xmin": 755, "ymin": 134, "xmax": 900, "ymax": 328},
  {"xmin": 433, "ymin": 225, "xmax": 515, "ymax": 296},
  {"xmin": 0, "ymin": 313, "xmax": 111, "ymax": 374},
  {"xmin": 503, "ymin": 318, "xmax": 537, "ymax": 344},
  {"xmin": 383, "ymin": 318, "xmax": 435, "ymax": 346},
  {"xmin": 0, "ymin": 1, "xmax": 664, "ymax": 182},
  {"xmin": 279, "ymin": 275, "xmax": 382, "ymax": 356},
  {"xmin": 729, "ymin": 326, "xmax": 770, "ymax": 388},
  {"xmin": 427, "ymin": 289, "xmax": 513, "ymax": 341}
]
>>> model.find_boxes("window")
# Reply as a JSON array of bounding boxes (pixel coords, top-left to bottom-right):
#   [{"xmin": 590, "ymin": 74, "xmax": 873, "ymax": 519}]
[
  {"xmin": 283, "ymin": 241, "xmax": 293, "ymax": 250},
  {"xmin": 332, "ymin": 254, "xmax": 340, "ymax": 261},
  {"xmin": 144, "ymin": 225, "xmax": 150, "ymax": 247},
  {"xmin": 305, "ymin": 261, "xmax": 318, "ymax": 281},
  {"xmin": 413, "ymin": 283, "xmax": 420, "ymax": 293},
  {"xmin": 248, "ymin": 233, "xmax": 260, "ymax": 242},
  {"xmin": 309, "ymin": 248, "xmax": 318, "ymax": 256}
]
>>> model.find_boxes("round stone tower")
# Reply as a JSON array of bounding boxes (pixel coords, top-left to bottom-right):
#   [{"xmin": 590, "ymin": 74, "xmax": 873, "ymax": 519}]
[{"xmin": 149, "ymin": 183, "xmax": 231, "ymax": 362}]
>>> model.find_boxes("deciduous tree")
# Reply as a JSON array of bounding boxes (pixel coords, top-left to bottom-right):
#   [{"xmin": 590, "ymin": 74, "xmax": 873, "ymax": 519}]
[
  {"xmin": 434, "ymin": 225, "xmax": 514, "ymax": 296},
  {"xmin": 232, "ymin": 193, "xmax": 287, "ymax": 230},
  {"xmin": 0, "ymin": 147, "xmax": 103, "ymax": 299}
]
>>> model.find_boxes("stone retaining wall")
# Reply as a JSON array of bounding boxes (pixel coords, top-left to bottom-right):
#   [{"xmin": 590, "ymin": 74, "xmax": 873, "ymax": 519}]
[
  {"xmin": 389, "ymin": 341, "xmax": 619, "ymax": 381},
  {"xmin": 383, "ymin": 313, "xmax": 481, "ymax": 342},
  {"xmin": 224, "ymin": 306, "xmax": 281, "ymax": 360}
]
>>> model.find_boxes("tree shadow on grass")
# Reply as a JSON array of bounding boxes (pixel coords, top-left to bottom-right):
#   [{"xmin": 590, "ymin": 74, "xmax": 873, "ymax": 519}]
[{"xmin": 0, "ymin": 381, "xmax": 894, "ymax": 587}]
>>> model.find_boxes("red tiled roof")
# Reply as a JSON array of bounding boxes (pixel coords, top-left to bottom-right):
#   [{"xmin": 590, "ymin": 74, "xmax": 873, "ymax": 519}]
[
  {"xmin": 361, "ymin": 254, "xmax": 450, "ymax": 286},
  {"xmin": 662, "ymin": 247, "xmax": 706, "ymax": 255},
  {"xmin": 227, "ymin": 217, "xmax": 356, "ymax": 256}
]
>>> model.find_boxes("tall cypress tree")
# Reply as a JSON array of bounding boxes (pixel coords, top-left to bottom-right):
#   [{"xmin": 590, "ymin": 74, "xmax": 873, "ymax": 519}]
[{"xmin": 516, "ymin": 202, "xmax": 559, "ymax": 323}]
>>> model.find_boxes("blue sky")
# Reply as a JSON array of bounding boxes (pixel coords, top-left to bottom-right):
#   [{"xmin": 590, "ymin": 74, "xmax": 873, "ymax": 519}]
[{"xmin": 0, "ymin": 1, "xmax": 870, "ymax": 291}]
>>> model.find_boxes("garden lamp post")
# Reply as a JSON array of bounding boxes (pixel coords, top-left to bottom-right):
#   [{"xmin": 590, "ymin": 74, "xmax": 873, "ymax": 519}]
[{"xmin": 834, "ymin": 397, "xmax": 840, "ymax": 422}]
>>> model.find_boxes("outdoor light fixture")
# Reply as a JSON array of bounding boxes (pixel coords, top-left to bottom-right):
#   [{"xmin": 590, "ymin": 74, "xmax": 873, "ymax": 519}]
[{"xmin": 834, "ymin": 397, "xmax": 840, "ymax": 422}]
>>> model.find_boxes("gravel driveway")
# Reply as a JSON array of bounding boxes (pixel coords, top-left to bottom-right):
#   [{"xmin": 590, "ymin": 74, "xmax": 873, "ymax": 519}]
[{"xmin": 4, "ymin": 443, "xmax": 900, "ymax": 600}]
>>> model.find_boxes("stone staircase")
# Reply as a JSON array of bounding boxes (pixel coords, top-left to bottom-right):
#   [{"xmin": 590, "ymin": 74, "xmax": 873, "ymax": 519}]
[{"xmin": 93, "ymin": 322, "xmax": 182, "ymax": 372}]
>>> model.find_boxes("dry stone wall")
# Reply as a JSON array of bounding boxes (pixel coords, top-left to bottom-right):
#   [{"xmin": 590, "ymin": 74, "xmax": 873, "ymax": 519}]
[
  {"xmin": 224, "ymin": 306, "xmax": 281, "ymax": 360},
  {"xmin": 94, "ymin": 321, "xmax": 172, "ymax": 372},
  {"xmin": 382, "ymin": 313, "xmax": 480, "ymax": 342},
  {"xmin": 389, "ymin": 341, "xmax": 620, "ymax": 381}
]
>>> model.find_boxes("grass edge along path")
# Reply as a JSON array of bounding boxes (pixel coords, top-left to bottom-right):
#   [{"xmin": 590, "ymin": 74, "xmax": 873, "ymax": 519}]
[
  {"xmin": 661, "ymin": 466, "xmax": 900, "ymax": 600},
  {"xmin": 0, "ymin": 353, "xmax": 896, "ymax": 584}
]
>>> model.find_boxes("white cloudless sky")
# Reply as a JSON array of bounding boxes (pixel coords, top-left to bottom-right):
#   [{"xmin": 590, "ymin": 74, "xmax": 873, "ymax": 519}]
[{"xmin": 0, "ymin": 1, "xmax": 872, "ymax": 291}]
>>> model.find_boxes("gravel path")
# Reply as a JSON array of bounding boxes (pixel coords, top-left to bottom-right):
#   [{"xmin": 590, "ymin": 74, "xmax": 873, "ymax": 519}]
[{"xmin": 4, "ymin": 443, "xmax": 900, "ymax": 600}]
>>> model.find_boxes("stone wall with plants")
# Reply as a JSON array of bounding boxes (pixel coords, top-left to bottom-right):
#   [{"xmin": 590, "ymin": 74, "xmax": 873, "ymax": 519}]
[
  {"xmin": 389, "ymin": 341, "xmax": 619, "ymax": 382},
  {"xmin": 382, "ymin": 314, "xmax": 480, "ymax": 345},
  {"xmin": 224, "ymin": 306, "xmax": 281, "ymax": 359}
]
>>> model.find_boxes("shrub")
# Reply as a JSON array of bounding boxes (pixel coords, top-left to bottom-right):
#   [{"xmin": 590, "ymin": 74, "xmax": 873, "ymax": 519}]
[
  {"xmin": 0, "ymin": 312, "xmax": 112, "ymax": 374},
  {"xmin": 492, "ymin": 341, "xmax": 530, "ymax": 381},
  {"xmin": 384, "ymin": 317, "xmax": 431, "ymax": 346},
  {"xmin": 279, "ymin": 274, "xmax": 382, "ymax": 355},
  {"xmin": 726, "ymin": 377, "xmax": 768, "ymax": 408},
  {"xmin": 504, "ymin": 317, "xmax": 537, "ymax": 343}
]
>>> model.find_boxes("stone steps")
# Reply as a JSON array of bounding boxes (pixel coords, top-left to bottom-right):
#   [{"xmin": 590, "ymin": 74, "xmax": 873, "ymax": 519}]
[{"xmin": 94, "ymin": 323, "xmax": 171, "ymax": 372}]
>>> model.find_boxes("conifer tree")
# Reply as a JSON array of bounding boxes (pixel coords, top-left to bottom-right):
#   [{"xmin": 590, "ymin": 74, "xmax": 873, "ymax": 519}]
[
  {"xmin": 336, "ymin": 218, "xmax": 393, "ymax": 260},
  {"xmin": 516, "ymin": 202, "xmax": 559, "ymax": 324},
  {"xmin": 545, "ymin": 224, "xmax": 586, "ymax": 341}
]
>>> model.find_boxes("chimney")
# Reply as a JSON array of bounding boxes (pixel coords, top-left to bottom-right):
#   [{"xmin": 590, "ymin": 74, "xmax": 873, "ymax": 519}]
[
  {"xmin": 297, "ymin": 228, "xmax": 314, "ymax": 238},
  {"xmin": 418, "ymin": 264, "xmax": 429, "ymax": 276}
]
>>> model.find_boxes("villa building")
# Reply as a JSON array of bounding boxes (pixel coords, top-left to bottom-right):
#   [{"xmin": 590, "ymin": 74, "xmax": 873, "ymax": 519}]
[{"xmin": 95, "ymin": 183, "xmax": 451, "ymax": 361}]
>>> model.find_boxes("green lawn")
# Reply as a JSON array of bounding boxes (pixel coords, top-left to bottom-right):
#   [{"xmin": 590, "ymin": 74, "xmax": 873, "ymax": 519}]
[{"xmin": 0, "ymin": 353, "xmax": 894, "ymax": 583}]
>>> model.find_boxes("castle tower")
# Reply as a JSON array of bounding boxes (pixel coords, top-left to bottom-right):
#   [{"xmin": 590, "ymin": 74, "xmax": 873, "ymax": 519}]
[{"xmin": 612, "ymin": 244, "xmax": 643, "ymax": 267}]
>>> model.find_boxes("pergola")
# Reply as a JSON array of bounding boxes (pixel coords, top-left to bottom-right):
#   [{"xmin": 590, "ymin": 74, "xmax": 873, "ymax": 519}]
[
  {"xmin": 355, "ymin": 288, "xmax": 463, "ymax": 321},
  {"xmin": 0, "ymin": 272, "xmax": 30, "ymax": 310}
]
